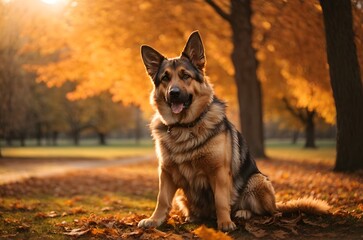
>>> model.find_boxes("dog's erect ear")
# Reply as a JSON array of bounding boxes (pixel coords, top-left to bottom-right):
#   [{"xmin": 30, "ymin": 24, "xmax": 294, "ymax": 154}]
[
  {"xmin": 181, "ymin": 31, "xmax": 205, "ymax": 71},
  {"xmin": 141, "ymin": 45, "xmax": 165, "ymax": 80}
]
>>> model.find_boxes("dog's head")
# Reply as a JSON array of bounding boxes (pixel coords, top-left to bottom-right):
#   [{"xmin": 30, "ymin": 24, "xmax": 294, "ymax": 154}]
[{"xmin": 141, "ymin": 31, "xmax": 213, "ymax": 125}]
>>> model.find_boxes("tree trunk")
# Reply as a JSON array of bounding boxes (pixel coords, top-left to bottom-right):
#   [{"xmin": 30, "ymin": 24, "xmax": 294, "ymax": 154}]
[
  {"xmin": 52, "ymin": 131, "xmax": 58, "ymax": 146},
  {"xmin": 20, "ymin": 133, "xmax": 26, "ymax": 147},
  {"xmin": 36, "ymin": 122, "xmax": 42, "ymax": 146},
  {"xmin": 135, "ymin": 106, "xmax": 142, "ymax": 145},
  {"xmin": 320, "ymin": 0, "xmax": 363, "ymax": 171},
  {"xmin": 5, "ymin": 134, "xmax": 13, "ymax": 146},
  {"xmin": 98, "ymin": 132, "xmax": 106, "ymax": 145},
  {"xmin": 230, "ymin": 0, "xmax": 265, "ymax": 158},
  {"xmin": 73, "ymin": 130, "xmax": 80, "ymax": 146},
  {"xmin": 291, "ymin": 130, "xmax": 299, "ymax": 145},
  {"xmin": 304, "ymin": 110, "xmax": 316, "ymax": 148}
]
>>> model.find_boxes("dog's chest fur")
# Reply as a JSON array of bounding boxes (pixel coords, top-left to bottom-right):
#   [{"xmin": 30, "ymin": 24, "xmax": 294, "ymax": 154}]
[{"xmin": 150, "ymin": 100, "xmax": 230, "ymax": 203}]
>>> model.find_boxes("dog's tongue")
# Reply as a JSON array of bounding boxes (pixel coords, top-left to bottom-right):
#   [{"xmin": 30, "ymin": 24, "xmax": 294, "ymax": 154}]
[{"xmin": 171, "ymin": 103, "xmax": 184, "ymax": 114}]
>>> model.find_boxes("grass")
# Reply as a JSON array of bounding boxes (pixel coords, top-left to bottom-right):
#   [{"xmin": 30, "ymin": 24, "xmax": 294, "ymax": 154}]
[
  {"xmin": 1, "ymin": 138, "xmax": 335, "ymax": 161},
  {"xmin": 1, "ymin": 139, "xmax": 154, "ymax": 159},
  {"xmin": 265, "ymin": 139, "xmax": 336, "ymax": 165}
]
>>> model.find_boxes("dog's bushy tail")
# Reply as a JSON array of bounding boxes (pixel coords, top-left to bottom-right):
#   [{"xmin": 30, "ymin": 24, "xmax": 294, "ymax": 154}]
[{"xmin": 276, "ymin": 196, "xmax": 330, "ymax": 215}]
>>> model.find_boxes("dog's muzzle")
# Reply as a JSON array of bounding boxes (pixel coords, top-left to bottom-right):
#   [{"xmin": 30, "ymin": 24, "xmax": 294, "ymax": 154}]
[{"xmin": 167, "ymin": 87, "xmax": 192, "ymax": 114}]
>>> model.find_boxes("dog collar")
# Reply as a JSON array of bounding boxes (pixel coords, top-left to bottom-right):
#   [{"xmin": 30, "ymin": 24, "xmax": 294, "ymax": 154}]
[{"xmin": 166, "ymin": 106, "xmax": 209, "ymax": 133}]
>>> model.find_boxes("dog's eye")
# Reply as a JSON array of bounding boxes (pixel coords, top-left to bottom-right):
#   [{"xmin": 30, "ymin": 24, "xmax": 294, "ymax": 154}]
[
  {"xmin": 182, "ymin": 73, "xmax": 191, "ymax": 80},
  {"xmin": 161, "ymin": 74, "xmax": 170, "ymax": 82}
]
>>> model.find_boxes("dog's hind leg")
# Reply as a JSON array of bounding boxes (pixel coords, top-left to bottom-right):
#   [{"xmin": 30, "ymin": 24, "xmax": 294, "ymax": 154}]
[{"xmin": 235, "ymin": 173, "xmax": 276, "ymax": 219}]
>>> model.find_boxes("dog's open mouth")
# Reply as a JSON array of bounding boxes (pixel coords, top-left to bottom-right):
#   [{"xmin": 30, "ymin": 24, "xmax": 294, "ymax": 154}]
[{"xmin": 170, "ymin": 95, "xmax": 192, "ymax": 114}]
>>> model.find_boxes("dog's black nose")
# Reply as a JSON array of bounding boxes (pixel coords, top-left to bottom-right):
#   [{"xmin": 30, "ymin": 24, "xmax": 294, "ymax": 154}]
[{"xmin": 169, "ymin": 87, "xmax": 180, "ymax": 98}]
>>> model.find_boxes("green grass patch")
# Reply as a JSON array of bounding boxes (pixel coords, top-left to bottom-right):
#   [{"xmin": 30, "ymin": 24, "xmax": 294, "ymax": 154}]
[
  {"xmin": 265, "ymin": 139, "xmax": 336, "ymax": 165},
  {"xmin": 1, "ymin": 139, "xmax": 154, "ymax": 159},
  {"xmin": 2, "ymin": 138, "xmax": 336, "ymax": 161}
]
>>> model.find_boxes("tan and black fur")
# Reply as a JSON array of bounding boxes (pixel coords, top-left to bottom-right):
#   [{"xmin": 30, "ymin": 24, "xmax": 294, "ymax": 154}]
[{"xmin": 138, "ymin": 31, "xmax": 329, "ymax": 232}]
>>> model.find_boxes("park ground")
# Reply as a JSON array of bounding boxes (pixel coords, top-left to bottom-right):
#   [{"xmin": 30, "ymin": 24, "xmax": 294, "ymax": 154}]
[{"xmin": 0, "ymin": 139, "xmax": 362, "ymax": 239}]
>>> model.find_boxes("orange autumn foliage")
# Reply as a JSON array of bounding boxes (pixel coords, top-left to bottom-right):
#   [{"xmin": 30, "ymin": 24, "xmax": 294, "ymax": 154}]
[{"xmin": 8, "ymin": 0, "xmax": 363, "ymax": 124}]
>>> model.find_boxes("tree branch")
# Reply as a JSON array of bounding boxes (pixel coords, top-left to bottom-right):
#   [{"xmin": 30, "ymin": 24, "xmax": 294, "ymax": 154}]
[
  {"xmin": 204, "ymin": 0, "xmax": 231, "ymax": 23},
  {"xmin": 282, "ymin": 97, "xmax": 307, "ymax": 123}
]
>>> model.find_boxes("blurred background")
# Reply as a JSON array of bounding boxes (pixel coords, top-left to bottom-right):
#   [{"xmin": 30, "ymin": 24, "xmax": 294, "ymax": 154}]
[
  {"xmin": 0, "ymin": 0, "xmax": 362, "ymax": 160},
  {"xmin": 1, "ymin": 2, "xmax": 363, "ymax": 238}
]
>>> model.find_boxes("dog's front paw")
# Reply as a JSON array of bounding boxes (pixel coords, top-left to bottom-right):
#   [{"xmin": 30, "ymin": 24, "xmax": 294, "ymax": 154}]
[
  {"xmin": 218, "ymin": 220, "xmax": 236, "ymax": 232},
  {"xmin": 138, "ymin": 218, "xmax": 162, "ymax": 228}
]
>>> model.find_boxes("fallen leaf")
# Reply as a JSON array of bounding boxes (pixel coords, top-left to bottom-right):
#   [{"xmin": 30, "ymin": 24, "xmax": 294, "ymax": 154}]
[
  {"xmin": 64, "ymin": 199, "xmax": 74, "ymax": 207},
  {"xmin": 17, "ymin": 223, "xmax": 30, "ymax": 232},
  {"xmin": 163, "ymin": 232, "xmax": 184, "ymax": 240},
  {"xmin": 34, "ymin": 212, "xmax": 47, "ymax": 219},
  {"xmin": 47, "ymin": 211, "xmax": 58, "ymax": 218},
  {"xmin": 335, "ymin": 220, "xmax": 347, "ymax": 225},
  {"xmin": 4, "ymin": 218, "xmax": 19, "ymax": 224},
  {"xmin": 272, "ymin": 230, "xmax": 289, "ymax": 239},
  {"xmin": 277, "ymin": 215, "xmax": 302, "ymax": 235},
  {"xmin": 10, "ymin": 202, "xmax": 35, "ymax": 211},
  {"xmin": 193, "ymin": 225, "xmax": 233, "ymax": 240},
  {"xmin": 120, "ymin": 215, "xmax": 139, "ymax": 226},
  {"xmin": 63, "ymin": 228, "xmax": 90, "ymax": 236},
  {"xmin": 302, "ymin": 218, "xmax": 329, "ymax": 228},
  {"xmin": 102, "ymin": 221, "xmax": 115, "ymax": 228},
  {"xmin": 91, "ymin": 228, "xmax": 105, "ymax": 235},
  {"xmin": 261, "ymin": 216, "xmax": 276, "ymax": 225},
  {"xmin": 70, "ymin": 206, "xmax": 87, "ymax": 214},
  {"xmin": 276, "ymin": 222, "xmax": 298, "ymax": 235},
  {"xmin": 101, "ymin": 207, "xmax": 112, "ymax": 212},
  {"xmin": 245, "ymin": 222, "xmax": 267, "ymax": 238},
  {"xmin": 87, "ymin": 220, "xmax": 98, "ymax": 227},
  {"xmin": 311, "ymin": 233, "xmax": 337, "ymax": 238},
  {"xmin": 0, "ymin": 233, "xmax": 18, "ymax": 238},
  {"xmin": 147, "ymin": 228, "xmax": 169, "ymax": 237},
  {"xmin": 280, "ymin": 215, "xmax": 302, "ymax": 225},
  {"xmin": 121, "ymin": 229, "xmax": 143, "ymax": 238}
]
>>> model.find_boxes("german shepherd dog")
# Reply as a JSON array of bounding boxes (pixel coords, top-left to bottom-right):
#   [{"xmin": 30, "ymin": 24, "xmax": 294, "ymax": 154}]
[{"xmin": 138, "ymin": 31, "xmax": 329, "ymax": 231}]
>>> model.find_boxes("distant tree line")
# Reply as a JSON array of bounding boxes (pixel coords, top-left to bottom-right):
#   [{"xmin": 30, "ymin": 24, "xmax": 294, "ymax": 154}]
[{"xmin": 0, "ymin": 79, "xmax": 147, "ymax": 147}]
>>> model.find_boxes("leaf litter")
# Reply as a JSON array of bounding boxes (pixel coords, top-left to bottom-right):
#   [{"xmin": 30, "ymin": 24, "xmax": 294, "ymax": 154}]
[{"xmin": 0, "ymin": 159, "xmax": 362, "ymax": 239}]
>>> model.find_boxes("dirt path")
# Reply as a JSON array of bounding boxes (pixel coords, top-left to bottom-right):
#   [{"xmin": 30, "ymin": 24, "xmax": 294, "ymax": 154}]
[{"xmin": 0, "ymin": 155, "xmax": 154, "ymax": 184}]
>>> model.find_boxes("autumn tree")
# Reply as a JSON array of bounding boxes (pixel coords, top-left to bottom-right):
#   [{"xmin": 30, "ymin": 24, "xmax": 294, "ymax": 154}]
[
  {"xmin": 24, "ymin": 1, "xmax": 238, "ymax": 129},
  {"xmin": 320, "ymin": 0, "xmax": 363, "ymax": 171},
  {"xmin": 23, "ymin": 0, "xmax": 363, "ymax": 157},
  {"xmin": 29, "ymin": 81, "xmax": 70, "ymax": 146},
  {"xmin": 0, "ymin": 1, "xmax": 35, "ymax": 146},
  {"xmin": 253, "ymin": 1, "xmax": 336, "ymax": 148},
  {"xmin": 205, "ymin": 0, "xmax": 265, "ymax": 157},
  {"xmin": 83, "ymin": 93, "xmax": 135, "ymax": 145}
]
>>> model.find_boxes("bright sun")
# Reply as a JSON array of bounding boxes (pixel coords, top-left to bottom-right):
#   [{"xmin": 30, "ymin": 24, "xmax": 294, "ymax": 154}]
[{"xmin": 41, "ymin": 0, "xmax": 58, "ymax": 4}]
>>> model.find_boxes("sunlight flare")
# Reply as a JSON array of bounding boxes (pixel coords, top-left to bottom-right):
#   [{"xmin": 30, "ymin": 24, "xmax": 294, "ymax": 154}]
[{"xmin": 41, "ymin": 0, "xmax": 58, "ymax": 4}]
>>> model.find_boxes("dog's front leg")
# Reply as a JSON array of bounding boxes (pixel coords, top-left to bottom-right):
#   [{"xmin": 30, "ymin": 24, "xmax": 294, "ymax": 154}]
[
  {"xmin": 138, "ymin": 169, "xmax": 176, "ymax": 228},
  {"xmin": 211, "ymin": 168, "xmax": 236, "ymax": 232}
]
